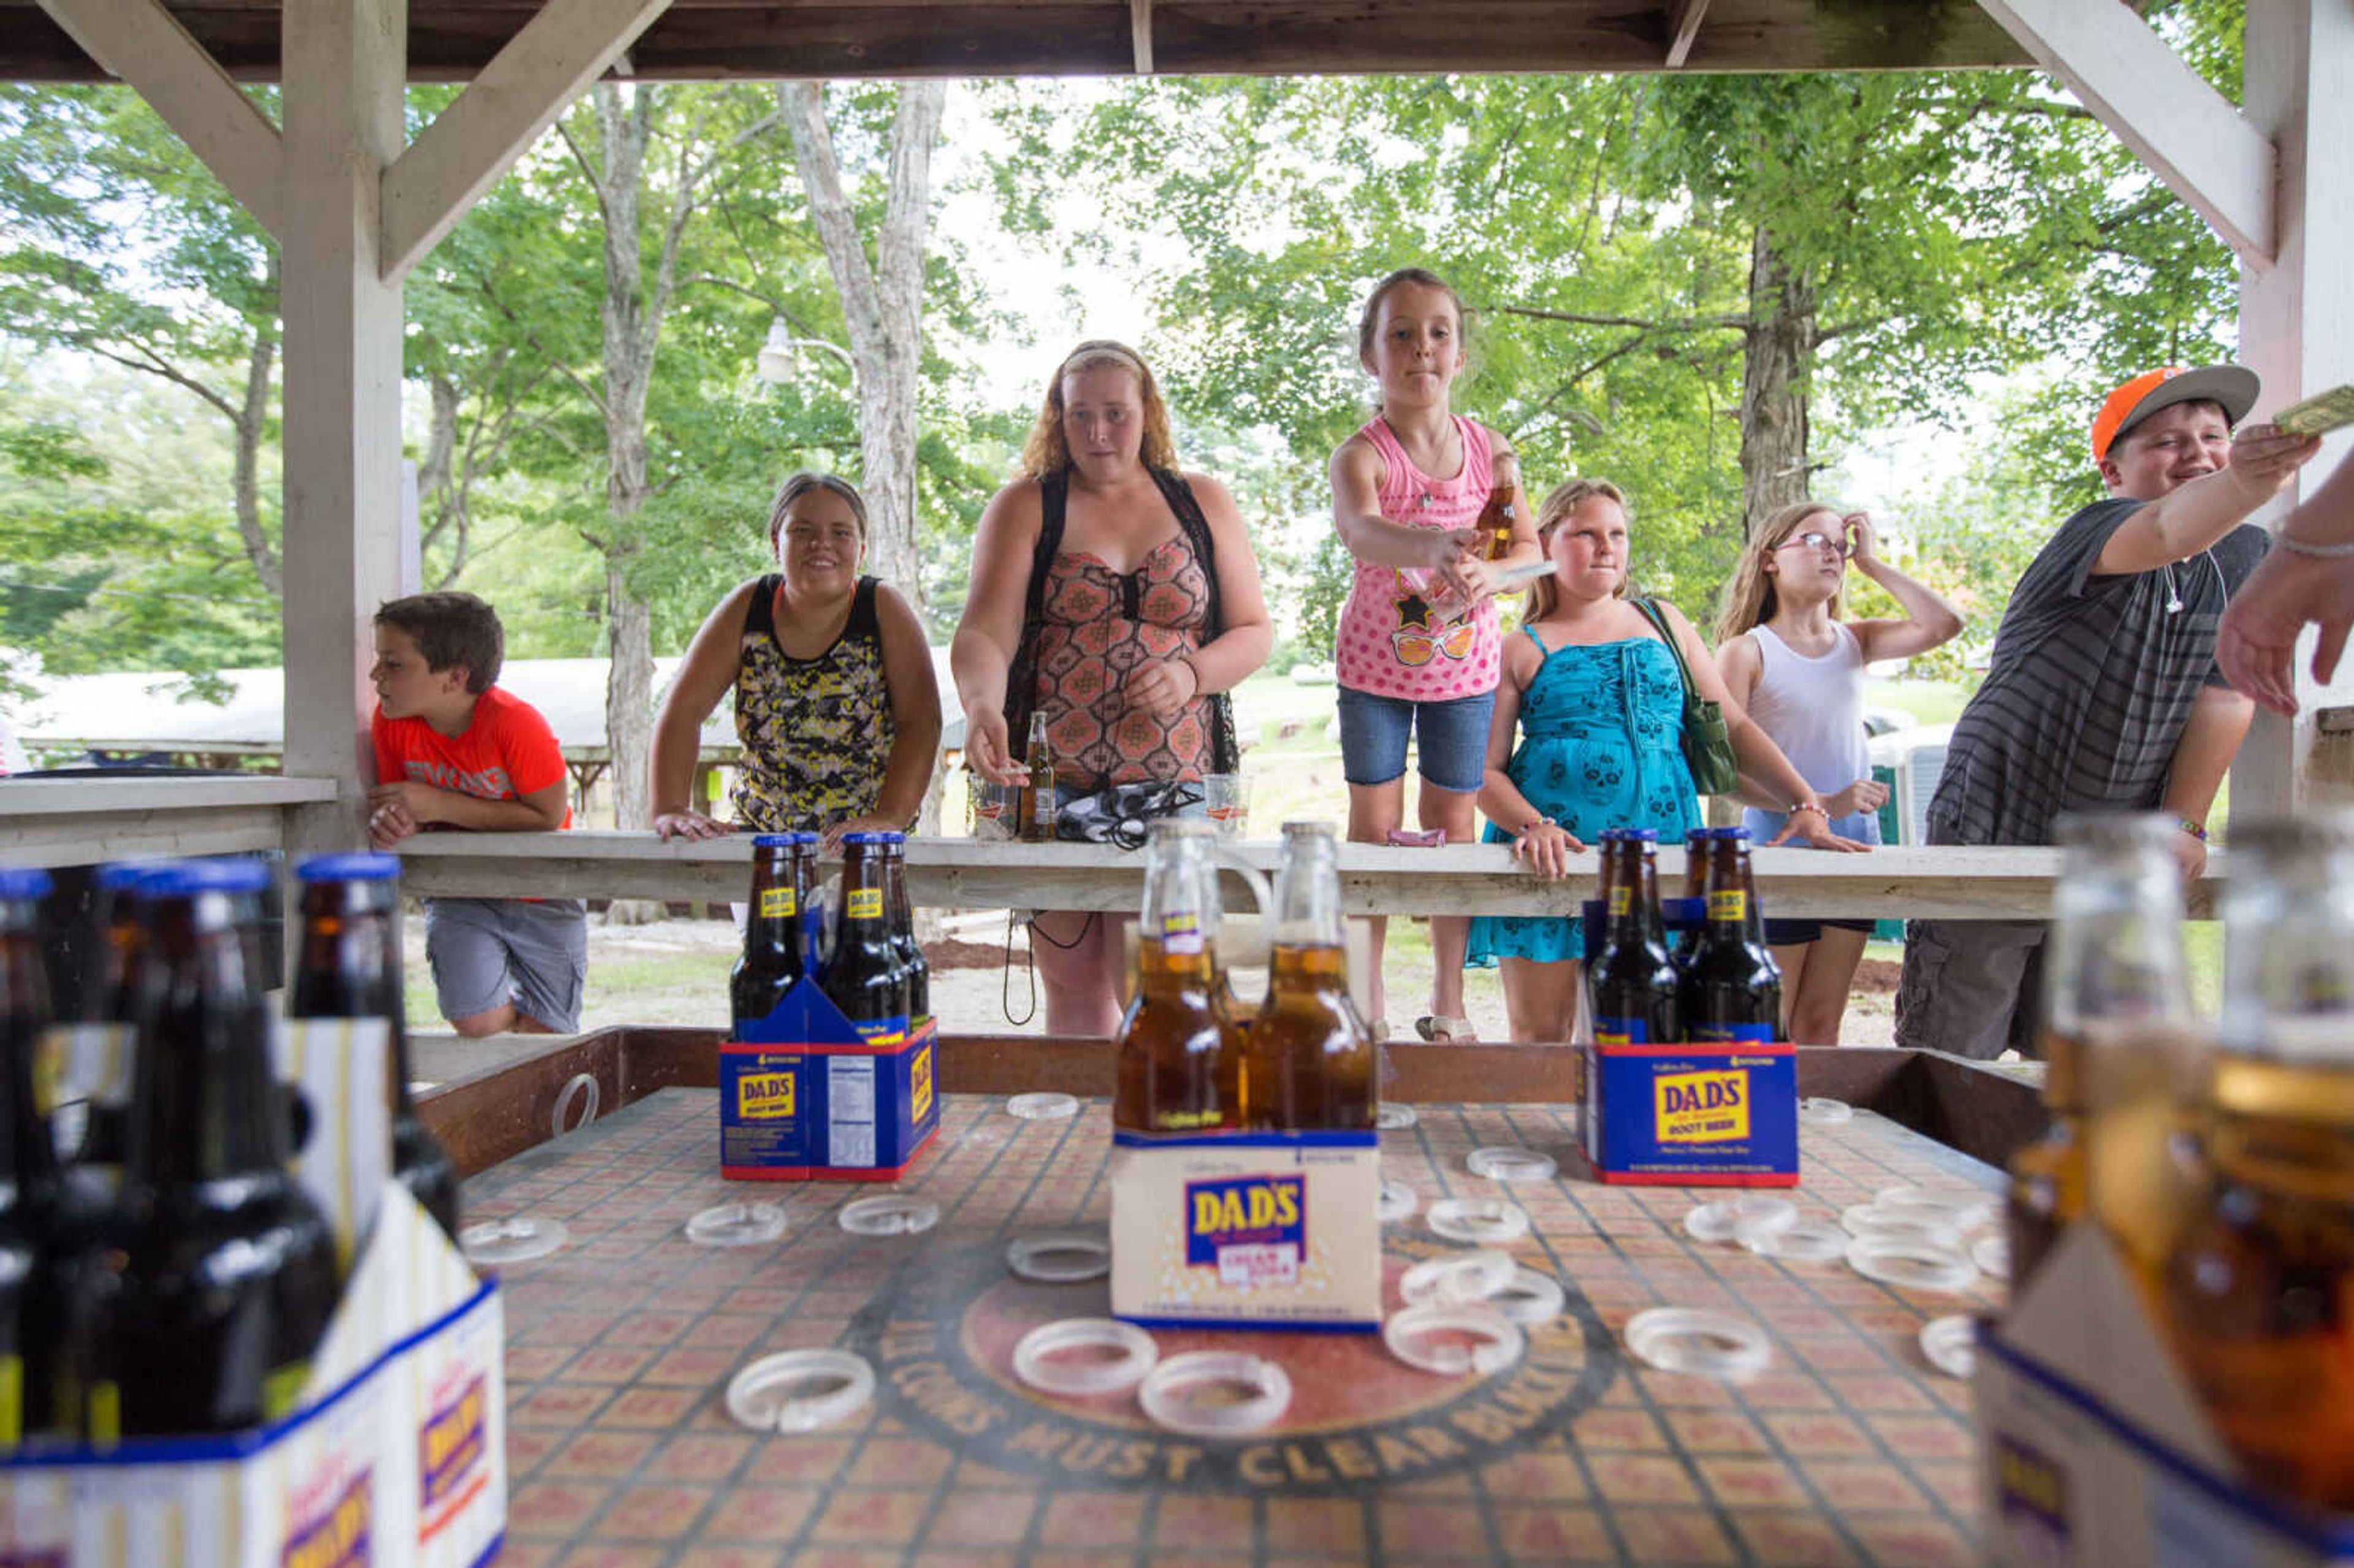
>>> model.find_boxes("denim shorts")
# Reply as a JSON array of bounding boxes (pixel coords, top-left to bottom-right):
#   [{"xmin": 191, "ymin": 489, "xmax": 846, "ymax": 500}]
[{"xmin": 1335, "ymin": 687, "xmax": 1495, "ymax": 794}]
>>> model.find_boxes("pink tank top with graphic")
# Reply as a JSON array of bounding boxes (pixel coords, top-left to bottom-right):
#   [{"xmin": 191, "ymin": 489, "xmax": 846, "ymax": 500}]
[{"xmin": 1333, "ymin": 415, "xmax": 1503, "ymax": 701}]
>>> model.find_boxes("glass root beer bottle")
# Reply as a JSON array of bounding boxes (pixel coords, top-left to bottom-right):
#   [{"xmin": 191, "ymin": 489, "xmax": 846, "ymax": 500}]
[
  {"xmin": 1019, "ymin": 714, "xmax": 1057, "ymax": 842},
  {"xmin": 1247, "ymin": 821, "xmax": 1373, "ymax": 1131},
  {"xmin": 825, "ymin": 833, "xmax": 909, "ymax": 1045},
  {"xmin": 1677, "ymin": 828, "xmax": 1781, "ymax": 1043},
  {"xmin": 80, "ymin": 858, "xmax": 341, "ymax": 1440},
  {"xmin": 2159, "ymin": 814, "xmax": 2354, "ymax": 1510},
  {"xmin": 1114, "ymin": 821, "xmax": 1237, "ymax": 1135},
  {"xmin": 1588, "ymin": 829, "xmax": 1681, "ymax": 1046},
  {"xmin": 1, "ymin": 867, "xmax": 69, "ymax": 1445},
  {"xmin": 1476, "ymin": 451, "xmax": 1524, "ymax": 561},
  {"xmin": 733, "ymin": 833, "xmax": 817, "ymax": 1037},
  {"xmin": 292, "ymin": 853, "xmax": 461, "ymax": 1241},
  {"xmin": 880, "ymin": 834, "xmax": 929, "ymax": 1027}
]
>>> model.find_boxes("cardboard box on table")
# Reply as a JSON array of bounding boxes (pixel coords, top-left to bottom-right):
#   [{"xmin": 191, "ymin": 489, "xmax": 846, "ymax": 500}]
[
  {"xmin": 0, "ymin": 1182, "xmax": 505, "ymax": 1568},
  {"xmin": 1579, "ymin": 1040, "xmax": 1799, "ymax": 1186},
  {"xmin": 1975, "ymin": 1222, "xmax": 2354, "ymax": 1566},
  {"xmin": 721, "ymin": 976, "xmax": 939, "ymax": 1180},
  {"xmin": 1110, "ymin": 1128, "xmax": 1381, "ymax": 1332}
]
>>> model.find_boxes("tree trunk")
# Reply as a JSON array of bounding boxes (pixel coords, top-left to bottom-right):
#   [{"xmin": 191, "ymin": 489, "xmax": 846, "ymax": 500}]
[
  {"xmin": 1737, "ymin": 223, "xmax": 1816, "ymax": 538},
  {"xmin": 419, "ymin": 375, "xmax": 469, "ymax": 586},
  {"xmin": 234, "ymin": 278, "xmax": 282, "ymax": 596},
  {"xmin": 595, "ymin": 82, "xmax": 658, "ymax": 839},
  {"xmin": 778, "ymin": 80, "xmax": 943, "ymax": 603}
]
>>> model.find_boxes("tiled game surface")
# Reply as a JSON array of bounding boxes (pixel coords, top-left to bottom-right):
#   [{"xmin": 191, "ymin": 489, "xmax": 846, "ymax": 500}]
[{"xmin": 472, "ymin": 1089, "xmax": 2002, "ymax": 1567}]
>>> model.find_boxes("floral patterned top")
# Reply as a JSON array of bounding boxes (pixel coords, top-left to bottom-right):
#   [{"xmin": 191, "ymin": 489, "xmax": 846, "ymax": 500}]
[
  {"xmin": 728, "ymin": 574, "xmax": 896, "ymax": 834},
  {"xmin": 1032, "ymin": 535, "xmax": 1216, "ymax": 793}
]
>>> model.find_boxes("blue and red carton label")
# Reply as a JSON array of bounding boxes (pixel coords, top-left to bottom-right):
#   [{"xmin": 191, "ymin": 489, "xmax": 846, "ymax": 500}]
[
  {"xmin": 1580, "ymin": 1040, "xmax": 1799, "ymax": 1186},
  {"xmin": 722, "ymin": 976, "xmax": 939, "ymax": 1181}
]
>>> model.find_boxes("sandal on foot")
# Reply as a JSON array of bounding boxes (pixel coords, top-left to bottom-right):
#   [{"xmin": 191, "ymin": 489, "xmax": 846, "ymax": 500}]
[{"xmin": 1415, "ymin": 1014, "xmax": 1478, "ymax": 1043}]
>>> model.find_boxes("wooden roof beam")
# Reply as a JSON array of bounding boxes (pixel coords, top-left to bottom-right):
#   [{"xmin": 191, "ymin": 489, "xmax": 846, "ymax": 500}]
[
  {"xmin": 1130, "ymin": 0, "xmax": 1152, "ymax": 75},
  {"xmin": 31, "ymin": 0, "xmax": 283, "ymax": 235},
  {"xmin": 1975, "ymin": 0, "xmax": 2276, "ymax": 268},
  {"xmin": 1664, "ymin": 0, "xmax": 1708, "ymax": 69},
  {"xmin": 380, "ymin": 0, "xmax": 672, "ymax": 283}
]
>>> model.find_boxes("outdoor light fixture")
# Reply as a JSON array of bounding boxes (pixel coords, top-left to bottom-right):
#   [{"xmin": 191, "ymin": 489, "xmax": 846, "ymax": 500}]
[{"xmin": 758, "ymin": 319, "xmax": 855, "ymax": 385}]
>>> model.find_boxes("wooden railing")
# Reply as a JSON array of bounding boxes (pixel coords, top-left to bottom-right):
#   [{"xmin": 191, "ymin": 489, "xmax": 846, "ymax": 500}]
[{"xmin": 0, "ymin": 775, "xmax": 340, "ymax": 868}]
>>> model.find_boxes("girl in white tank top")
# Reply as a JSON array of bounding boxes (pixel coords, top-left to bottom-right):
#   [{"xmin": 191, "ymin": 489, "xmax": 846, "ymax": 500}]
[{"xmin": 1715, "ymin": 503, "xmax": 1965, "ymax": 1045}]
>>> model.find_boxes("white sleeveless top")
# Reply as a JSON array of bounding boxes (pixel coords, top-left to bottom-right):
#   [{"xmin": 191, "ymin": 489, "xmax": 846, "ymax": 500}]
[{"xmin": 1739, "ymin": 621, "xmax": 1882, "ymax": 846}]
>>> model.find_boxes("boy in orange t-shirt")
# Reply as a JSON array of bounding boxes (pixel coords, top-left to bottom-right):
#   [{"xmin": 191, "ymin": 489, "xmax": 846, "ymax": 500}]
[{"xmin": 368, "ymin": 592, "xmax": 587, "ymax": 1036}]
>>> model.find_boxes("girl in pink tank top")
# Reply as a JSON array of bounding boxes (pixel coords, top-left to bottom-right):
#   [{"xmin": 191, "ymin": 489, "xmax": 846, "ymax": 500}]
[{"xmin": 1328, "ymin": 268, "xmax": 1544, "ymax": 1043}]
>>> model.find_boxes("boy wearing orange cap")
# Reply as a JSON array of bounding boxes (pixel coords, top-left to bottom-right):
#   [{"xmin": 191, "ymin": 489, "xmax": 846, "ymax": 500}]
[{"xmin": 1895, "ymin": 366, "xmax": 2320, "ymax": 1060}]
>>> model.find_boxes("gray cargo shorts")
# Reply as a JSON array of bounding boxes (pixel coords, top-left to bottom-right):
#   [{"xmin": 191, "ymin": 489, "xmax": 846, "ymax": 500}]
[
  {"xmin": 1894, "ymin": 917, "xmax": 2048, "ymax": 1060},
  {"xmin": 423, "ymin": 896, "xmax": 588, "ymax": 1033}
]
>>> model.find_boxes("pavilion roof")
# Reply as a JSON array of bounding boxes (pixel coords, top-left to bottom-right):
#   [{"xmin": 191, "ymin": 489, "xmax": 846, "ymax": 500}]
[{"xmin": 0, "ymin": 0, "xmax": 2032, "ymax": 83}]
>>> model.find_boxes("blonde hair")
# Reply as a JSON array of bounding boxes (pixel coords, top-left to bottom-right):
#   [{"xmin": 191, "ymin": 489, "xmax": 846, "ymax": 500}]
[
  {"xmin": 1713, "ymin": 500, "xmax": 1846, "ymax": 645},
  {"xmin": 1017, "ymin": 340, "xmax": 1178, "ymax": 478},
  {"xmin": 1524, "ymin": 478, "xmax": 1631, "ymax": 620}
]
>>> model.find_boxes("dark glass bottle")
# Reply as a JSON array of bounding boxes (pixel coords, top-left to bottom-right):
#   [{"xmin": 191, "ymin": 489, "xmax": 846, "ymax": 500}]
[
  {"xmin": 824, "ymin": 833, "xmax": 909, "ymax": 1044},
  {"xmin": 292, "ymin": 853, "xmax": 460, "ymax": 1241},
  {"xmin": 1588, "ymin": 830, "xmax": 1681, "ymax": 1045},
  {"xmin": 78, "ymin": 858, "xmax": 341, "ymax": 1440},
  {"xmin": 879, "ymin": 834, "xmax": 928, "ymax": 1026},
  {"xmin": 1678, "ymin": 828, "xmax": 1782, "ymax": 1043},
  {"xmin": 733, "ymin": 833, "xmax": 817, "ymax": 1037},
  {"xmin": 1, "ymin": 866, "xmax": 69, "ymax": 1444}
]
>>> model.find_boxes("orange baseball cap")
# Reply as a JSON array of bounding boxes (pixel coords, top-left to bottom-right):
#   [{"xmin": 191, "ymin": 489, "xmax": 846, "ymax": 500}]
[{"xmin": 2091, "ymin": 364, "xmax": 2258, "ymax": 462}]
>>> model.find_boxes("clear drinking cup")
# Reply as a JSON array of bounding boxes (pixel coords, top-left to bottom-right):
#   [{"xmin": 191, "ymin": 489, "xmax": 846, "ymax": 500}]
[{"xmin": 1205, "ymin": 774, "xmax": 1250, "ymax": 839}]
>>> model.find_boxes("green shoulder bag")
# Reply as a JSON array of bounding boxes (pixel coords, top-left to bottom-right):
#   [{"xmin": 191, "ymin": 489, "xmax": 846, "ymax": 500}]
[{"xmin": 1634, "ymin": 596, "xmax": 1741, "ymax": 796}]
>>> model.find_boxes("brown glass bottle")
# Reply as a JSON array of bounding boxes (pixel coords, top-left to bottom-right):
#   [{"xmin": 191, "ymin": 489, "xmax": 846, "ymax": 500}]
[
  {"xmin": 1247, "ymin": 822, "xmax": 1372, "ymax": 1130},
  {"xmin": 1474, "ymin": 465, "xmax": 1523, "ymax": 562},
  {"xmin": 2158, "ymin": 816, "xmax": 2354, "ymax": 1509},
  {"xmin": 825, "ymin": 834, "xmax": 909, "ymax": 1043},
  {"xmin": 1019, "ymin": 713, "xmax": 1057, "ymax": 843},
  {"xmin": 733, "ymin": 833, "xmax": 816, "ymax": 1038},
  {"xmin": 80, "ymin": 858, "xmax": 341, "ymax": 1439},
  {"xmin": 1588, "ymin": 831, "xmax": 1681, "ymax": 1046},
  {"xmin": 880, "ymin": 834, "xmax": 929, "ymax": 1025},
  {"xmin": 1677, "ymin": 829, "xmax": 1781, "ymax": 1043},
  {"xmin": 0, "ymin": 867, "xmax": 70, "ymax": 1444},
  {"xmin": 292, "ymin": 853, "xmax": 460, "ymax": 1241},
  {"xmin": 1114, "ymin": 821, "xmax": 1236, "ymax": 1134}
]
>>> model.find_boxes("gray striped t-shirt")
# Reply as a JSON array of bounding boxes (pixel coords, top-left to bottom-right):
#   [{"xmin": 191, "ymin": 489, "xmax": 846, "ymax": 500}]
[{"xmin": 1926, "ymin": 498, "xmax": 2266, "ymax": 848}]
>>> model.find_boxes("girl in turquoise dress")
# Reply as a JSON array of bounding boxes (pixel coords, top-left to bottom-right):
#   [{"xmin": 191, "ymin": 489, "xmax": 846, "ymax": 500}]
[{"xmin": 1469, "ymin": 479, "xmax": 1864, "ymax": 1043}]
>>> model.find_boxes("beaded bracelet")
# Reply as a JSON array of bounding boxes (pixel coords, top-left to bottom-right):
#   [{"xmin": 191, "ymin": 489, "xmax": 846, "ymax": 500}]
[
  {"xmin": 1789, "ymin": 801, "xmax": 1828, "ymax": 817},
  {"xmin": 2278, "ymin": 533, "xmax": 2354, "ymax": 559},
  {"xmin": 2177, "ymin": 818, "xmax": 2208, "ymax": 842}
]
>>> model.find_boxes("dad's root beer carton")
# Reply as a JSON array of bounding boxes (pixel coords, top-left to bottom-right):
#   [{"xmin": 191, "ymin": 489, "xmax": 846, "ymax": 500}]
[
  {"xmin": 722, "ymin": 976, "xmax": 938, "ymax": 1180},
  {"xmin": 1580, "ymin": 1041, "xmax": 1799, "ymax": 1186},
  {"xmin": 1109, "ymin": 1130, "xmax": 1380, "ymax": 1331}
]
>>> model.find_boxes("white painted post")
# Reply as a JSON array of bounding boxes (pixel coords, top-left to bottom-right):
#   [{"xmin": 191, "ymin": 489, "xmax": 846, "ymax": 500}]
[
  {"xmin": 278, "ymin": 0, "xmax": 410, "ymax": 858},
  {"xmin": 2234, "ymin": 0, "xmax": 2354, "ymax": 820}
]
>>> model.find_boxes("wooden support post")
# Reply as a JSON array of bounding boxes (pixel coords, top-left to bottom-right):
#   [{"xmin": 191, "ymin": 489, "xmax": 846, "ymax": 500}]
[
  {"xmin": 1975, "ymin": 0, "xmax": 2276, "ymax": 268},
  {"xmin": 380, "ymin": 0, "xmax": 672, "ymax": 284},
  {"xmin": 279, "ymin": 0, "xmax": 409, "ymax": 860},
  {"xmin": 1129, "ymin": 0, "xmax": 1152, "ymax": 75},
  {"xmin": 2234, "ymin": 0, "xmax": 2354, "ymax": 819},
  {"xmin": 31, "ymin": 0, "xmax": 284, "ymax": 237},
  {"xmin": 1664, "ymin": 0, "xmax": 1709, "ymax": 69}
]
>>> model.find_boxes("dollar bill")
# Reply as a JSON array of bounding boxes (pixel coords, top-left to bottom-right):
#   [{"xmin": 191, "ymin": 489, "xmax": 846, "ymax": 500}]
[{"xmin": 2273, "ymin": 384, "xmax": 2354, "ymax": 438}]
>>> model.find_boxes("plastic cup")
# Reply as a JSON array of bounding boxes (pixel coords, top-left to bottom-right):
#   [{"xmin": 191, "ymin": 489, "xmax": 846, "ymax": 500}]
[
  {"xmin": 970, "ymin": 778, "xmax": 1018, "ymax": 842},
  {"xmin": 1205, "ymin": 774, "xmax": 1250, "ymax": 837}
]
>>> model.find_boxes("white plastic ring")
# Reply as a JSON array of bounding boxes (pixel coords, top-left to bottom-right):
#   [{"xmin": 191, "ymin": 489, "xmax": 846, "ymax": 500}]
[
  {"xmin": 1748, "ymin": 1217, "xmax": 1848, "ymax": 1263},
  {"xmin": 1684, "ymin": 1201, "xmax": 1742, "ymax": 1244},
  {"xmin": 1138, "ymin": 1351, "xmax": 1292, "ymax": 1437},
  {"xmin": 1727, "ymin": 1197, "xmax": 1799, "ymax": 1246},
  {"xmin": 684, "ymin": 1201, "xmax": 787, "ymax": 1248},
  {"xmin": 1466, "ymin": 1146, "xmax": 1558, "ymax": 1184},
  {"xmin": 1840, "ymin": 1204, "xmax": 1963, "ymax": 1250},
  {"xmin": 839, "ymin": 1195, "xmax": 941, "ymax": 1236},
  {"xmin": 1919, "ymin": 1314, "xmax": 1978, "ymax": 1380},
  {"xmin": 1876, "ymin": 1186, "xmax": 1998, "ymax": 1231},
  {"xmin": 552, "ymin": 1073, "xmax": 600, "ymax": 1137},
  {"xmin": 1007, "ymin": 1230, "xmax": 1111, "ymax": 1282},
  {"xmin": 459, "ymin": 1215, "xmax": 568, "ymax": 1266},
  {"xmin": 1399, "ymin": 1250, "xmax": 1515, "ymax": 1307},
  {"xmin": 1384, "ymin": 1304, "xmax": 1525, "ymax": 1376},
  {"xmin": 1012, "ymin": 1318, "xmax": 1158, "ymax": 1396},
  {"xmin": 1427, "ymin": 1197, "xmax": 1530, "ymax": 1246},
  {"xmin": 1490, "ymin": 1266, "xmax": 1567, "ymax": 1326},
  {"xmin": 1845, "ymin": 1235, "xmax": 1979, "ymax": 1294},
  {"xmin": 1798, "ymin": 1097, "xmax": 1854, "ymax": 1125},
  {"xmin": 1971, "ymin": 1231, "xmax": 2011, "ymax": 1281},
  {"xmin": 1377, "ymin": 1102, "xmax": 1418, "ymax": 1130},
  {"xmin": 1378, "ymin": 1181, "xmax": 1420, "ymax": 1224},
  {"xmin": 1623, "ymin": 1307, "xmax": 1772, "ymax": 1379},
  {"xmin": 725, "ymin": 1349, "xmax": 876, "ymax": 1433},
  {"xmin": 1007, "ymin": 1092, "xmax": 1080, "ymax": 1121}
]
